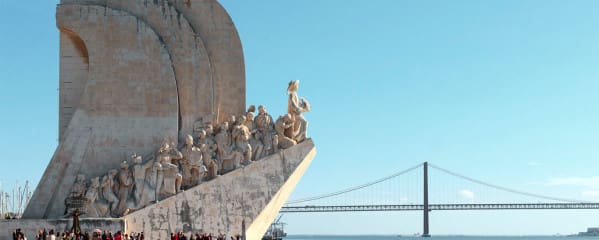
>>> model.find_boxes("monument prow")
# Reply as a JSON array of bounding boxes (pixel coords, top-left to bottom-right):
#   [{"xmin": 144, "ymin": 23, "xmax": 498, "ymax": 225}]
[{"xmin": 125, "ymin": 139, "xmax": 316, "ymax": 239}]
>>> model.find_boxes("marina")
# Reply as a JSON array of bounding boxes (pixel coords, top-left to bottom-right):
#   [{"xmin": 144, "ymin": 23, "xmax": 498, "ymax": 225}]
[{"xmin": 0, "ymin": 181, "xmax": 31, "ymax": 219}]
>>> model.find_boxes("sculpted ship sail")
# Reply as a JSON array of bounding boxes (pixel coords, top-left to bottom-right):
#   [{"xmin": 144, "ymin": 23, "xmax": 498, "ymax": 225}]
[{"xmin": 20, "ymin": 1, "xmax": 316, "ymax": 239}]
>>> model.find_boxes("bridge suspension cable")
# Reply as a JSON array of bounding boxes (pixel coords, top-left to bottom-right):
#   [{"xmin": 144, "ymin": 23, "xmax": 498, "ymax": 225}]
[
  {"xmin": 428, "ymin": 163, "xmax": 590, "ymax": 203},
  {"xmin": 286, "ymin": 163, "xmax": 423, "ymax": 205}
]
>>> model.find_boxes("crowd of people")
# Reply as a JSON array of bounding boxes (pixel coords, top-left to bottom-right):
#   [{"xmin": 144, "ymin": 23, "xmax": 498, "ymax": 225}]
[
  {"xmin": 169, "ymin": 232, "xmax": 239, "ymax": 240},
  {"xmin": 12, "ymin": 228, "xmax": 244, "ymax": 240}
]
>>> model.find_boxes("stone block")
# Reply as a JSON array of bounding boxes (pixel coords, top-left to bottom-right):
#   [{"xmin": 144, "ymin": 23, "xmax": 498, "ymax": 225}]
[{"xmin": 124, "ymin": 139, "xmax": 316, "ymax": 240}]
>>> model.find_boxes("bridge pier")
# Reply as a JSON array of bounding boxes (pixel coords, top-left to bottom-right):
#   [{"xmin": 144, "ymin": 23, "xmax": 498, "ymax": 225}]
[{"xmin": 423, "ymin": 162, "xmax": 431, "ymax": 237}]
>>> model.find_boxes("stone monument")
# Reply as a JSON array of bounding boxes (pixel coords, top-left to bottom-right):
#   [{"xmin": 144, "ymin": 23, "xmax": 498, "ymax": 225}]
[{"xmin": 0, "ymin": 1, "xmax": 316, "ymax": 240}]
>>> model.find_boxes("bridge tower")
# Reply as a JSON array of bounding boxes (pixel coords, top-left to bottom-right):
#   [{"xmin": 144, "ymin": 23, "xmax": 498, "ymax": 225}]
[{"xmin": 423, "ymin": 162, "xmax": 431, "ymax": 237}]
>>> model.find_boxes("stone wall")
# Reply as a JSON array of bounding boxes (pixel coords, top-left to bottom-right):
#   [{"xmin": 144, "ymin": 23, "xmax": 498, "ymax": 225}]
[
  {"xmin": 25, "ymin": 0, "xmax": 246, "ymax": 219},
  {"xmin": 25, "ymin": 4, "xmax": 180, "ymax": 219}
]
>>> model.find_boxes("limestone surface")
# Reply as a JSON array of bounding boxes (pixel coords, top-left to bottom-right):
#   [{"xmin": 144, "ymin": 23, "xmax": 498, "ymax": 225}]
[
  {"xmin": 19, "ymin": 2, "xmax": 318, "ymax": 240},
  {"xmin": 124, "ymin": 139, "xmax": 316, "ymax": 240},
  {"xmin": 25, "ymin": 0, "xmax": 246, "ymax": 219}
]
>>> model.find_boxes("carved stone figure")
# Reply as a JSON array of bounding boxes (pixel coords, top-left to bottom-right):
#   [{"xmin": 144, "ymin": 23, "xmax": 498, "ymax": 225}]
[
  {"xmin": 116, "ymin": 161, "xmax": 134, "ymax": 216},
  {"xmin": 275, "ymin": 114, "xmax": 297, "ymax": 149},
  {"xmin": 233, "ymin": 116, "xmax": 252, "ymax": 165},
  {"xmin": 287, "ymin": 80, "xmax": 311, "ymax": 142},
  {"xmin": 255, "ymin": 105, "xmax": 275, "ymax": 155},
  {"xmin": 220, "ymin": 150, "xmax": 243, "ymax": 173},
  {"xmin": 244, "ymin": 111, "xmax": 256, "ymax": 130},
  {"xmin": 83, "ymin": 177, "xmax": 99, "ymax": 216},
  {"xmin": 197, "ymin": 128, "xmax": 215, "ymax": 147},
  {"xmin": 100, "ymin": 170, "xmax": 119, "ymax": 214},
  {"xmin": 148, "ymin": 162, "xmax": 161, "ymax": 203},
  {"xmin": 200, "ymin": 143, "xmax": 218, "ymax": 179},
  {"xmin": 84, "ymin": 177, "xmax": 109, "ymax": 217},
  {"xmin": 193, "ymin": 114, "xmax": 217, "ymax": 138},
  {"xmin": 131, "ymin": 153, "xmax": 155, "ymax": 209},
  {"xmin": 180, "ymin": 135, "xmax": 206, "ymax": 189},
  {"xmin": 215, "ymin": 122, "xmax": 244, "ymax": 173},
  {"xmin": 204, "ymin": 123, "xmax": 216, "ymax": 137},
  {"xmin": 159, "ymin": 162, "xmax": 180, "ymax": 198},
  {"xmin": 64, "ymin": 174, "xmax": 88, "ymax": 216},
  {"xmin": 193, "ymin": 119, "xmax": 204, "ymax": 136},
  {"xmin": 156, "ymin": 142, "xmax": 183, "ymax": 199},
  {"xmin": 215, "ymin": 121, "xmax": 231, "ymax": 159},
  {"xmin": 272, "ymin": 135, "xmax": 279, "ymax": 153},
  {"xmin": 69, "ymin": 175, "xmax": 87, "ymax": 198},
  {"xmin": 245, "ymin": 111, "xmax": 264, "ymax": 161},
  {"xmin": 227, "ymin": 115, "xmax": 237, "ymax": 129},
  {"xmin": 255, "ymin": 105, "xmax": 273, "ymax": 130}
]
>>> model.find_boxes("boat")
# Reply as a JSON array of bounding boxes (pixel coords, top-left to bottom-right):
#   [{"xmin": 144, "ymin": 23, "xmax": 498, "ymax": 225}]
[
  {"xmin": 577, "ymin": 227, "xmax": 599, "ymax": 236},
  {"xmin": 262, "ymin": 215, "xmax": 287, "ymax": 240}
]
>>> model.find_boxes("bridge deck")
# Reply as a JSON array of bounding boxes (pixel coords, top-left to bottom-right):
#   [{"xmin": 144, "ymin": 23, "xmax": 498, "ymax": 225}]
[{"xmin": 281, "ymin": 203, "xmax": 599, "ymax": 212}]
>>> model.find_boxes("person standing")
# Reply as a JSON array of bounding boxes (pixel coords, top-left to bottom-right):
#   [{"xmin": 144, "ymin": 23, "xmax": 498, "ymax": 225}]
[{"xmin": 49, "ymin": 230, "xmax": 56, "ymax": 240}]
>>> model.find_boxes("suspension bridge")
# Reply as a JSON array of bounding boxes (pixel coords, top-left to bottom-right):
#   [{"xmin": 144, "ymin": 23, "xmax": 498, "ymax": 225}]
[{"xmin": 281, "ymin": 162, "xmax": 599, "ymax": 237}]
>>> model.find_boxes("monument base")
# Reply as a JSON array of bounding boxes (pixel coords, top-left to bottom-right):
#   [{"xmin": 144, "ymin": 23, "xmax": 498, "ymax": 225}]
[
  {"xmin": 4, "ymin": 140, "xmax": 315, "ymax": 240},
  {"xmin": 124, "ymin": 139, "xmax": 316, "ymax": 240}
]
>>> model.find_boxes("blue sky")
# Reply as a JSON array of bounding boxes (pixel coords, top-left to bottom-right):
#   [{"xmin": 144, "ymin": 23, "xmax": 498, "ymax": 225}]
[{"xmin": 2, "ymin": 0, "xmax": 599, "ymax": 235}]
